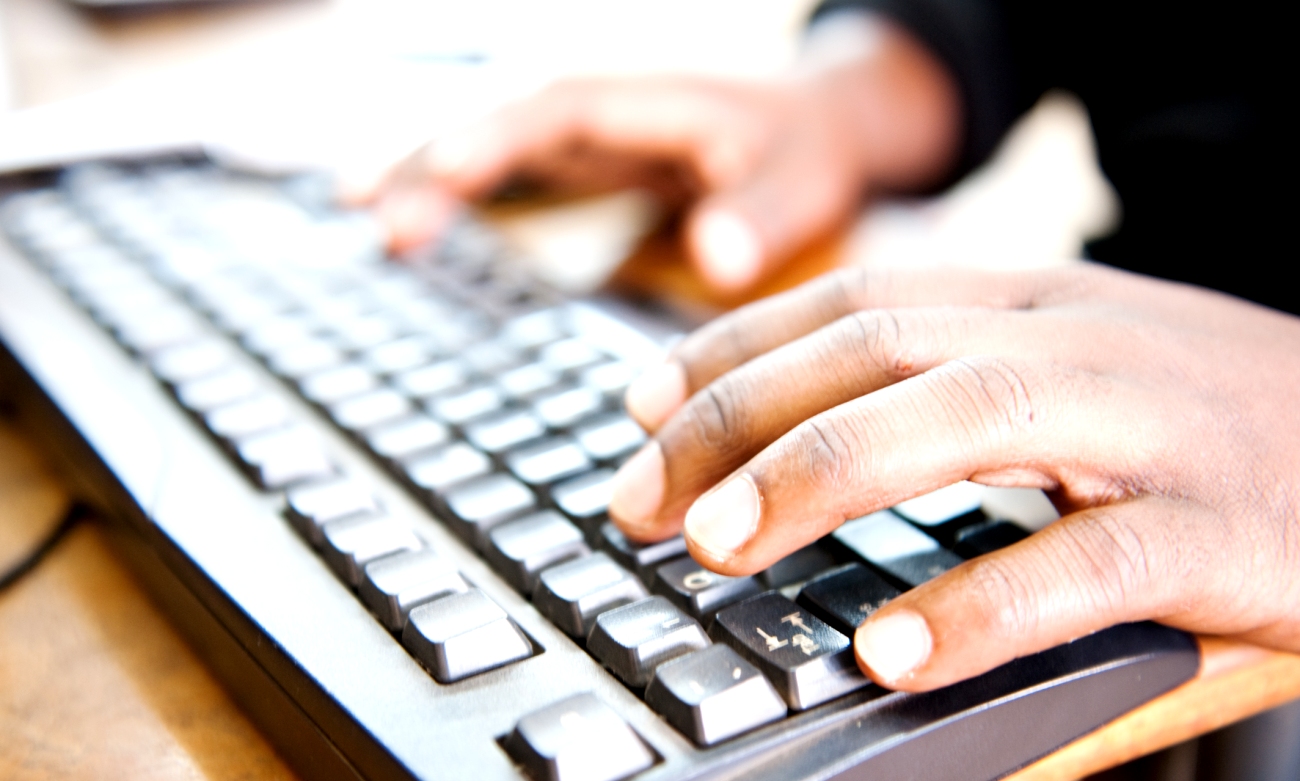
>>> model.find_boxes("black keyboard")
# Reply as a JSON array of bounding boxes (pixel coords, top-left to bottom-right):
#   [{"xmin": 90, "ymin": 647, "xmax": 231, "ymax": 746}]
[{"xmin": 0, "ymin": 160, "xmax": 1199, "ymax": 781}]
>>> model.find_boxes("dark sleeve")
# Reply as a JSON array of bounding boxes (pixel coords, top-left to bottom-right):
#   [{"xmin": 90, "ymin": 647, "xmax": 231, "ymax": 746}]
[{"xmin": 810, "ymin": 0, "xmax": 1027, "ymax": 182}]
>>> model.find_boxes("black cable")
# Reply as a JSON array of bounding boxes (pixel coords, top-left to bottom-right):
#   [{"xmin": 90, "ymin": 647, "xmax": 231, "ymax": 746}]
[{"xmin": 0, "ymin": 501, "xmax": 94, "ymax": 592}]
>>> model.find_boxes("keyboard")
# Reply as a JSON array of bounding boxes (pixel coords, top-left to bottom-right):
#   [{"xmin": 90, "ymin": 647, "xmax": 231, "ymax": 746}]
[{"xmin": 0, "ymin": 159, "xmax": 1199, "ymax": 781}]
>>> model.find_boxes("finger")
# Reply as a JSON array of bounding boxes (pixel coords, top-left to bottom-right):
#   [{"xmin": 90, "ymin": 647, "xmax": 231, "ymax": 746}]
[
  {"xmin": 684, "ymin": 124, "xmax": 861, "ymax": 292},
  {"xmin": 416, "ymin": 79, "xmax": 756, "ymax": 201},
  {"xmin": 625, "ymin": 265, "xmax": 1075, "ymax": 431},
  {"xmin": 672, "ymin": 354, "xmax": 1091, "ymax": 568},
  {"xmin": 373, "ymin": 185, "xmax": 464, "ymax": 255},
  {"xmin": 852, "ymin": 497, "xmax": 1243, "ymax": 691},
  {"xmin": 611, "ymin": 306, "xmax": 1024, "ymax": 540}
]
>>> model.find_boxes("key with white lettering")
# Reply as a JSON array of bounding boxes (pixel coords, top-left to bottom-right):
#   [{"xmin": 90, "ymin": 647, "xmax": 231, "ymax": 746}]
[
  {"xmin": 587, "ymin": 596, "xmax": 710, "ymax": 687},
  {"xmin": 710, "ymin": 592, "xmax": 869, "ymax": 711},
  {"xmin": 645, "ymin": 644, "xmax": 786, "ymax": 746},
  {"xmin": 652, "ymin": 556, "xmax": 762, "ymax": 623}
]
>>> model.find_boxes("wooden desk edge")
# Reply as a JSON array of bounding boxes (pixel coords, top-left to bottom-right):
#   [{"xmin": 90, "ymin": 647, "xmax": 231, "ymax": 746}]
[{"xmin": 1006, "ymin": 637, "xmax": 1300, "ymax": 780}]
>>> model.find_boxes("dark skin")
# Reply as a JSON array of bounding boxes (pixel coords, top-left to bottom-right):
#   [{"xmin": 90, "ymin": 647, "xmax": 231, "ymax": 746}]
[{"xmin": 357, "ymin": 14, "xmax": 1300, "ymax": 691}]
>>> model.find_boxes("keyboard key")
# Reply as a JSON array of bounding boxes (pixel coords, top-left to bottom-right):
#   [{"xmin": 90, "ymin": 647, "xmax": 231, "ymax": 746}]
[
  {"xmin": 360, "ymin": 549, "xmax": 470, "ymax": 631},
  {"xmin": 579, "ymin": 360, "xmax": 640, "ymax": 400},
  {"xmin": 299, "ymin": 363, "xmax": 380, "ymax": 405},
  {"xmin": 598, "ymin": 523, "xmax": 688, "ymax": 585},
  {"xmin": 503, "ymin": 693, "xmax": 655, "ymax": 781},
  {"xmin": 497, "ymin": 362, "xmax": 562, "ymax": 400},
  {"xmin": 892, "ymin": 481, "xmax": 984, "ymax": 525},
  {"xmin": 587, "ymin": 596, "xmax": 710, "ymax": 687},
  {"xmin": 286, "ymin": 478, "xmax": 381, "ymax": 545},
  {"xmin": 486, "ymin": 510, "xmax": 590, "ymax": 593},
  {"xmin": 501, "ymin": 308, "xmax": 565, "ymax": 350},
  {"xmin": 364, "ymin": 415, "xmax": 450, "ymax": 462},
  {"xmin": 464, "ymin": 410, "xmax": 547, "ymax": 455},
  {"xmin": 114, "ymin": 306, "xmax": 205, "ymax": 354},
  {"xmin": 401, "ymin": 588, "xmax": 533, "ymax": 683},
  {"xmin": 150, "ymin": 339, "xmax": 234, "ymax": 384},
  {"xmin": 832, "ymin": 511, "xmax": 964, "ymax": 588},
  {"xmin": 540, "ymin": 338, "xmax": 603, "ymax": 373},
  {"xmin": 533, "ymin": 552, "xmax": 648, "ymax": 639},
  {"xmin": 429, "ymin": 384, "xmax": 504, "ymax": 426},
  {"xmin": 243, "ymin": 314, "xmax": 318, "ymax": 355},
  {"xmin": 573, "ymin": 414, "xmax": 646, "ymax": 462},
  {"xmin": 393, "ymin": 360, "xmax": 468, "ymax": 398},
  {"xmin": 533, "ymin": 387, "xmax": 603, "ymax": 430},
  {"xmin": 954, "ymin": 519, "xmax": 1031, "ymax": 558},
  {"xmin": 175, "ymin": 366, "xmax": 261, "ymax": 412},
  {"xmin": 462, "ymin": 339, "xmax": 523, "ymax": 375},
  {"xmin": 330, "ymin": 313, "xmax": 400, "ymax": 351},
  {"xmin": 205, "ymin": 395, "xmax": 292, "ymax": 441},
  {"xmin": 710, "ymin": 593, "xmax": 869, "ymax": 711},
  {"xmin": 235, "ymin": 426, "xmax": 335, "ymax": 489},
  {"xmin": 404, "ymin": 442, "xmax": 493, "ymax": 495},
  {"xmin": 364, "ymin": 336, "xmax": 434, "ymax": 375},
  {"xmin": 267, "ymin": 339, "xmax": 345, "ymax": 379},
  {"xmin": 795, "ymin": 563, "xmax": 902, "ymax": 637},
  {"xmin": 645, "ymin": 644, "xmax": 786, "ymax": 746},
  {"xmin": 329, "ymin": 389, "xmax": 413, "ymax": 432},
  {"xmin": 551, "ymin": 469, "xmax": 614, "ymax": 529},
  {"xmin": 893, "ymin": 482, "xmax": 989, "ymax": 547},
  {"xmin": 506, "ymin": 438, "xmax": 592, "ymax": 487},
  {"xmin": 652, "ymin": 557, "xmax": 763, "ymax": 623},
  {"xmin": 320, "ymin": 515, "xmax": 423, "ymax": 585},
  {"xmin": 442, "ymin": 473, "xmax": 537, "ymax": 548},
  {"xmin": 758, "ymin": 543, "xmax": 838, "ymax": 590}
]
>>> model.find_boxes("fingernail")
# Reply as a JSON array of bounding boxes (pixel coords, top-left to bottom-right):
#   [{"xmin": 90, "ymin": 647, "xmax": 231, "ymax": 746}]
[
  {"xmin": 694, "ymin": 210, "xmax": 762, "ymax": 290},
  {"xmin": 684, "ymin": 474, "xmax": 759, "ymax": 560},
  {"xmin": 855, "ymin": 610, "xmax": 932, "ymax": 684},
  {"xmin": 609, "ymin": 442, "xmax": 665, "ymax": 531},
  {"xmin": 624, "ymin": 361, "xmax": 686, "ymax": 430}
]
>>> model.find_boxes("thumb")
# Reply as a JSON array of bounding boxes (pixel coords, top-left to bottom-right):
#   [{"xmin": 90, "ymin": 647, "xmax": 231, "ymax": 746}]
[
  {"xmin": 852, "ymin": 498, "xmax": 1204, "ymax": 692},
  {"xmin": 686, "ymin": 141, "xmax": 860, "ymax": 292}
]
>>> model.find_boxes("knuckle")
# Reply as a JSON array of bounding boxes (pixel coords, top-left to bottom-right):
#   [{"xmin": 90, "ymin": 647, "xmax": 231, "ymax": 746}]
[
  {"xmin": 676, "ymin": 377, "xmax": 754, "ymax": 459},
  {"xmin": 962, "ymin": 555, "xmax": 1044, "ymax": 638},
  {"xmin": 927, "ymin": 356, "xmax": 1040, "ymax": 444},
  {"xmin": 783, "ymin": 415, "xmax": 866, "ymax": 497},
  {"xmin": 845, "ymin": 309, "xmax": 946, "ymax": 382},
  {"xmin": 1051, "ymin": 509, "xmax": 1155, "ymax": 617}
]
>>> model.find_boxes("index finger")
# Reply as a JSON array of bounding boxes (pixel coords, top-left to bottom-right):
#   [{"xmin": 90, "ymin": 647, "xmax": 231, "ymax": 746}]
[{"xmin": 627, "ymin": 264, "xmax": 1086, "ymax": 431}]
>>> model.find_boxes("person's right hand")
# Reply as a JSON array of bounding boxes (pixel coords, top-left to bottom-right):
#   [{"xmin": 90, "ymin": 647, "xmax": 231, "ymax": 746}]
[
  {"xmin": 605, "ymin": 262, "xmax": 1300, "ymax": 691},
  {"xmin": 352, "ymin": 14, "xmax": 960, "ymax": 293}
]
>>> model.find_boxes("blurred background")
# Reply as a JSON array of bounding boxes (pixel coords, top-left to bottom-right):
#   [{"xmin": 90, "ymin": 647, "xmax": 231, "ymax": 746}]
[{"xmin": 0, "ymin": 0, "xmax": 1119, "ymax": 297}]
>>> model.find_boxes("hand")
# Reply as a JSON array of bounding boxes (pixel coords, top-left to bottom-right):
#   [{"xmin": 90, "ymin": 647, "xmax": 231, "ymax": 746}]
[
  {"xmin": 352, "ymin": 13, "xmax": 959, "ymax": 292},
  {"xmin": 607, "ymin": 263, "xmax": 1300, "ymax": 691}
]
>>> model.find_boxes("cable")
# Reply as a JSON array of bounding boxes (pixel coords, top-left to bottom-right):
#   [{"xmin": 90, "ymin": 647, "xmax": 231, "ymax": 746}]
[{"xmin": 0, "ymin": 501, "xmax": 94, "ymax": 592}]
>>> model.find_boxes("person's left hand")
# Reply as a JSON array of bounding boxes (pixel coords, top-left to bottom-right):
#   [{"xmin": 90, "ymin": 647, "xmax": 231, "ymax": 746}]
[{"xmin": 607, "ymin": 263, "xmax": 1300, "ymax": 691}]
